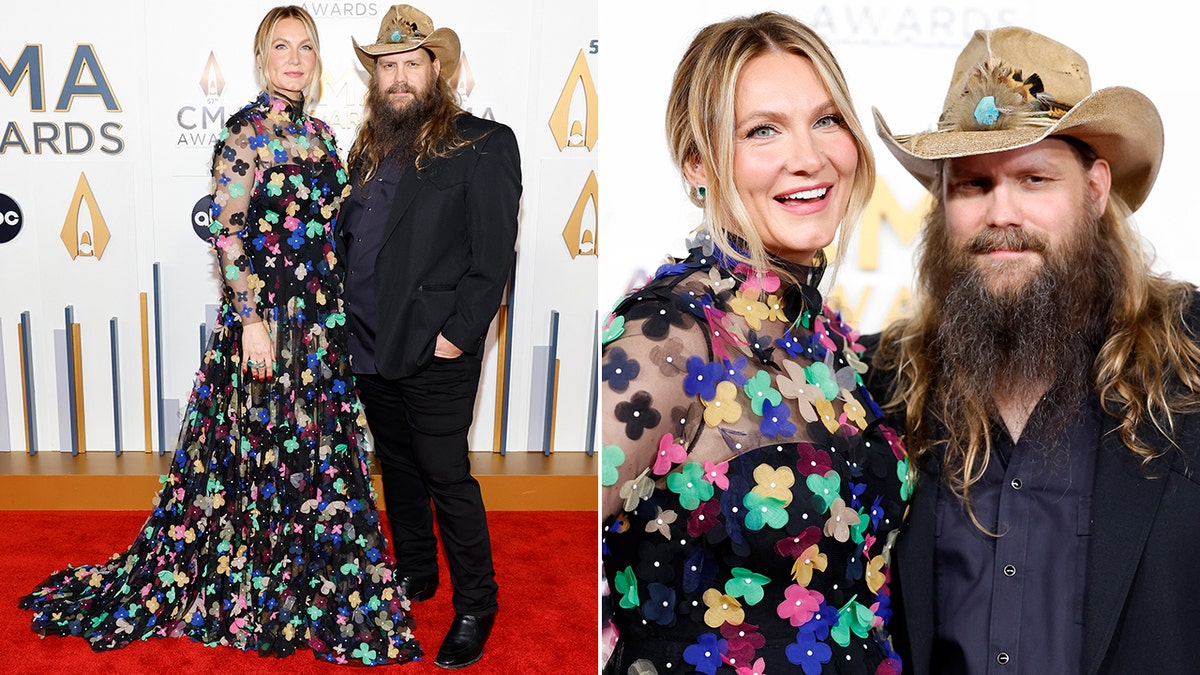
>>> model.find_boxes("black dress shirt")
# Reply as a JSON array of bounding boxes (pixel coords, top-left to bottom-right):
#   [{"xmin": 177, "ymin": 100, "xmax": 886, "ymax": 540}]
[
  {"xmin": 340, "ymin": 155, "xmax": 405, "ymax": 375},
  {"xmin": 932, "ymin": 398, "xmax": 1101, "ymax": 674}
]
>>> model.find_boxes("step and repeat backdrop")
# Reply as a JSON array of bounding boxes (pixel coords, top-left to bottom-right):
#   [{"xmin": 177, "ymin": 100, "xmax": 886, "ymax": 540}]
[
  {"xmin": 601, "ymin": 0, "xmax": 1199, "ymax": 335},
  {"xmin": 0, "ymin": 0, "xmax": 598, "ymax": 455}
]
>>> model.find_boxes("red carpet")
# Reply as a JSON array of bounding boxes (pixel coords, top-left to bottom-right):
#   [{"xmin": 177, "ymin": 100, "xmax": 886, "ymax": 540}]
[{"xmin": 0, "ymin": 510, "xmax": 597, "ymax": 674}]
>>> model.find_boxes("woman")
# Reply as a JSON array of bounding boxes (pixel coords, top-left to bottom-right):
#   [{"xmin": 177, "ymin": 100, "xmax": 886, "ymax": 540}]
[
  {"xmin": 601, "ymin": 12, "xmax": 908, "ymax": 674},
  {"xmin": 19, "ymin": 6, "xmax": 420, "ymax": 666}
]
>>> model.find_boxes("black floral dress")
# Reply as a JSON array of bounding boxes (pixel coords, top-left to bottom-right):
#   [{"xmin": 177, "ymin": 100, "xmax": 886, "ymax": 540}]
[
  {"xmin": 19, "ymin": 93, "xmax": 420, "ymax": 666},
  {"xmin": 601, "ymin": 234, "xmax": 910, "ymax": 675}
]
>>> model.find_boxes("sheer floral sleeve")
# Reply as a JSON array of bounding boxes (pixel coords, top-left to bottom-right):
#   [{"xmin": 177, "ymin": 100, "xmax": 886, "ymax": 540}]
[
  {"xmin": 208, "ymin": 116, "xmax": 265, "ymax": 326},
  {"xmin": 599, "ymin": 244, "xmax": 911, "ymax": 673},
  {"xmin": 601, "ymin": 270, "xmax": 712, "ymax": 520}
]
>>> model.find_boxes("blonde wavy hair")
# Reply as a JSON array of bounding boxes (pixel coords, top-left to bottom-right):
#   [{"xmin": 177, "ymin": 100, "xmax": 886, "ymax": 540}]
[
  {"xmin": 665, "ymin": 11, "xmax": 875, "ymax": 285},
  {"xmin": 253, "ymin": 5, "xmax": 323, "ymax": 107},
  {"xmin": 878, "ymin": 164, "xmax": 1200, "ymax": 511}
]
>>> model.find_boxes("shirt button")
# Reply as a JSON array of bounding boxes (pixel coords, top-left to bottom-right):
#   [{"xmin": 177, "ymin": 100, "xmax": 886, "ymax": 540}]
[
  {"xmin": 997, "ymin": 652, "xmax": 1010, "ymax": 665},
  {"xmin": 1011, "ymin": 478, "xmax": 1022, "ymax": 489},
  {"xmin": 1003, "ymin": 564, "xmax": 1016, "ymax": 577}
]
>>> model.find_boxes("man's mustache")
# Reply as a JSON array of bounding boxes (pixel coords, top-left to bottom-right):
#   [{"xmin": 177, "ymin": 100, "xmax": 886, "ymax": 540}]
[{"xmin": 967, "ymin": 228, "xmax": 1048, "ymax": 255}]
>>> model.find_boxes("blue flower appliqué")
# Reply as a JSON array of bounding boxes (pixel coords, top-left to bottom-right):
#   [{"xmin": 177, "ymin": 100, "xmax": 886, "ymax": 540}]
[
  {"xmin": 603, "ymin": 347, "xmax": 641, "ymax": 393},
  {"xmin": 683, "ymin": 632, "xmax": 727, "ymax": 675}
]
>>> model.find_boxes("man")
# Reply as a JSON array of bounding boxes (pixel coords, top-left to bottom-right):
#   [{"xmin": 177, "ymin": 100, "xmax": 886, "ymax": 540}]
[
  {"xmin": 866, "ymin": 27, "xmax": 1200, "ymax": 674},
  {"xmin": 339, "ymin": 5, "xmax": 521, "ymax": 669}
]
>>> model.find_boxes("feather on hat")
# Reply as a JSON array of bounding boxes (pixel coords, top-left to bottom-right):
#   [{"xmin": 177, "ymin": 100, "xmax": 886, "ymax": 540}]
[
  {"xmin": 874, "ymin": 26, "xmax": 1163, "ymax": 211},
  {"xmin": 352, "ymin": 4, "xmax": 460, "ymax": 81}
]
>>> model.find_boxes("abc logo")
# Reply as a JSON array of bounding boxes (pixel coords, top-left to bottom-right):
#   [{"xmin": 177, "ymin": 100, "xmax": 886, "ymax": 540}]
[
  {"xmin": 0, "ymin": 193, "xmax": 23, "ymax": 244},
  {"xmin": 191, "ymin": 195, "xmax": 214, "ymax": 241}
]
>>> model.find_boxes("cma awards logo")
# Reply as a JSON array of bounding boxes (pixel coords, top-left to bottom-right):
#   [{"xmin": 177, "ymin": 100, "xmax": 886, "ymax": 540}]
[
  {"xmin": 548, "ymin": 49, "xmax": 597, "ymax": 151},
  {"xmin": 199, "ymin": 51, "xmax": 225, "ymax": 99},
  {"xmin": 562, "ymin": 171, "xmax": 597, "ymax": 260},
  {"xmin": 313, "ymin": 65, "xmax": 368, "ymax": 133},
  {"xmin": 453, "ymin": 51, "xmax": 496, "ymax": 122},
  {"xmin": 300, "ymin": 2, "xmax": 379, "ymax": 18},
  {"xmin": 176, "ymin": 51, "xmax": 228, "ymax": 148},
  {"xmin": 60, "ymin": 173, "xmax": 111, "ymax": 260},
  {"xmin": 799, "ymin": 4, "xmax": 1019, "ymax": 47},
  {"xmin": 549, "ymin": 48, "xmax": 598, "ymax": 259},
  {"xmin": 0, "ymin": 44, "xmax": 125, "ymax": 155}
]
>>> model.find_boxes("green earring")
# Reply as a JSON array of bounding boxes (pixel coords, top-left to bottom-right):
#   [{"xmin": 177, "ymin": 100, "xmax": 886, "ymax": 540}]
[{"xmin": 696, "ymin": 185, "xmax": 706, "ymax": 202}]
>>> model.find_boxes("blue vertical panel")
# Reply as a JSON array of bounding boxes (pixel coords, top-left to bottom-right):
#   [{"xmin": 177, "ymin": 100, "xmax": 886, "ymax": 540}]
[
  {"xmin": 111, "ymin": 317, "xmax": 122, "ymax": 456},
  {"xmin": 586, "ymin": 310, "xmax": 599, "ymax": 456},
  {"xmin": 0, "ymin": 317, "xmax": 10, "ymax": 451},
  {"xmin": 542, "ymin": 310, "xmax": 560, "ymax": 457},
  {"xmin": 498, "ymin": 266, "xmax": 517, "ymax": 456},
  {"xmin": 153, "ymin": 263, "xmax": 165, "ymax": 455},
  {"xmin": 64, "ymin": 306, "xmax": 79, "ymax": 456},
  {"xmin": 19, "ymin": 312, "xmax": 36, "ymax": 455}
]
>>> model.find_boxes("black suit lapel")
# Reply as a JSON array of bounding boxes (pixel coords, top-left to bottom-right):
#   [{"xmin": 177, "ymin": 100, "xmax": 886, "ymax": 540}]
[
  {"xmin": 1082, "ymin": 419, "xmax": 1168, "ymax": 675},
  {"xmin": 380, "ymin": 161, "xmax": 424, "ymax": 248}
]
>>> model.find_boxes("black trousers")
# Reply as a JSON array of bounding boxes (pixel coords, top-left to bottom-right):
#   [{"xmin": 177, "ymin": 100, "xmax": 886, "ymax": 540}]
[{"xmin": 355, "ymin": 358, "xmax": 498, "ymax": 616}]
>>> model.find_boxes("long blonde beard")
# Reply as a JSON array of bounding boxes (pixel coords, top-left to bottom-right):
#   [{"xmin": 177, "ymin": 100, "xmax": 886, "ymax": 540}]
[{"xmin": 918, "ymin": 191, "xmax": 1115, "ymax": 489}]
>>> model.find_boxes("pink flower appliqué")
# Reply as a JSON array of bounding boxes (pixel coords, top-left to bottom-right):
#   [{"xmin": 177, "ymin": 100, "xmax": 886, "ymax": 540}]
[
  {"xmin": 733, "ymin": 264, "xmax": 781, "ymax": 297},
  {"xmin": 777, "ymin": 583, "xmax": 824, "ymax": 627},
  {"xmin": 652, "ymin": 433, "xmax": 687, "ymax": 475},
  {"xmin": 880, "ymin": 424, "xmax": 906, "ymax": 461},
  {"xmin": 702, "ymin": 460, "xmax": 730, "ymax": 490},
  {"xmin": 703, "ymin": 304, "xmax": 748, "ymax": 362},
  {"xmin": 812, "ymin": 317, "xmax": 838, "ymax": 353}
]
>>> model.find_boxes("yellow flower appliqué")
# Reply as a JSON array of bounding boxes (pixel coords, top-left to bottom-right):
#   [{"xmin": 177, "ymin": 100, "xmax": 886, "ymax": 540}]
[
  {"xmin": 865, "ymin": 554, "xmax": 886, "ymax": 593},
  {"xmin": 730, "ymin": 289, "xmax": 771, "ymax": 331},
  {"xmin": 813, "ymin": 396, "xmax": 839, "ymax": 434},
  {"xmin": 702, "ymin": 381, "xmax": 743, "ymax": 426},
  {"xmin": 840, "ymin": 389, "xmax": 867, "ymax": 429},
  {"xmin": 765, "ymin": 294, "xmax": 787, "ymax": 323},
  {"xmin": 790, "ymin": 543, "xmax": 829, "ymax": 586},
  {"xmin": 702, "ymin": 588, "xmax": 745, "ymax": 628},
  {"xmin": 751, "ymin": 464, "xmax": 795, "ymax": 507}
]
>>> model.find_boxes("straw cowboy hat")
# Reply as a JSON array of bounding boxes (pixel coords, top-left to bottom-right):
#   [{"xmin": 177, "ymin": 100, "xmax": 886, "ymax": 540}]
[
  {"xmin": 352, "ymin": 4, "xmax": 460, "ymax": 80},
  {"xmin": 874, "ymin": 26, "xmax": 1164, "ymax": 211}
]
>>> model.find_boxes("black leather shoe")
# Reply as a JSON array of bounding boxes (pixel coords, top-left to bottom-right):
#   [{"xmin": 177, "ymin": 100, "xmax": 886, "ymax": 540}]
[
  {"xmin": 434, "ymin": 613, "xmax": 495, "ymax": 669},
  {"xmin": 397, "ymin": 574, "xmax": 439, "ymax": 602}
]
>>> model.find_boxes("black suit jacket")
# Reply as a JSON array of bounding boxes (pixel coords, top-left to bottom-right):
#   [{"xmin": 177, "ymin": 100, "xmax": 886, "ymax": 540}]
[
  {"xmin": 863, "ymin": 292, "xmax": 1200, "ymax": 674},
  {"xmin": 339, "ymin": 114, "xmax": 521, "ymax": 379}
]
